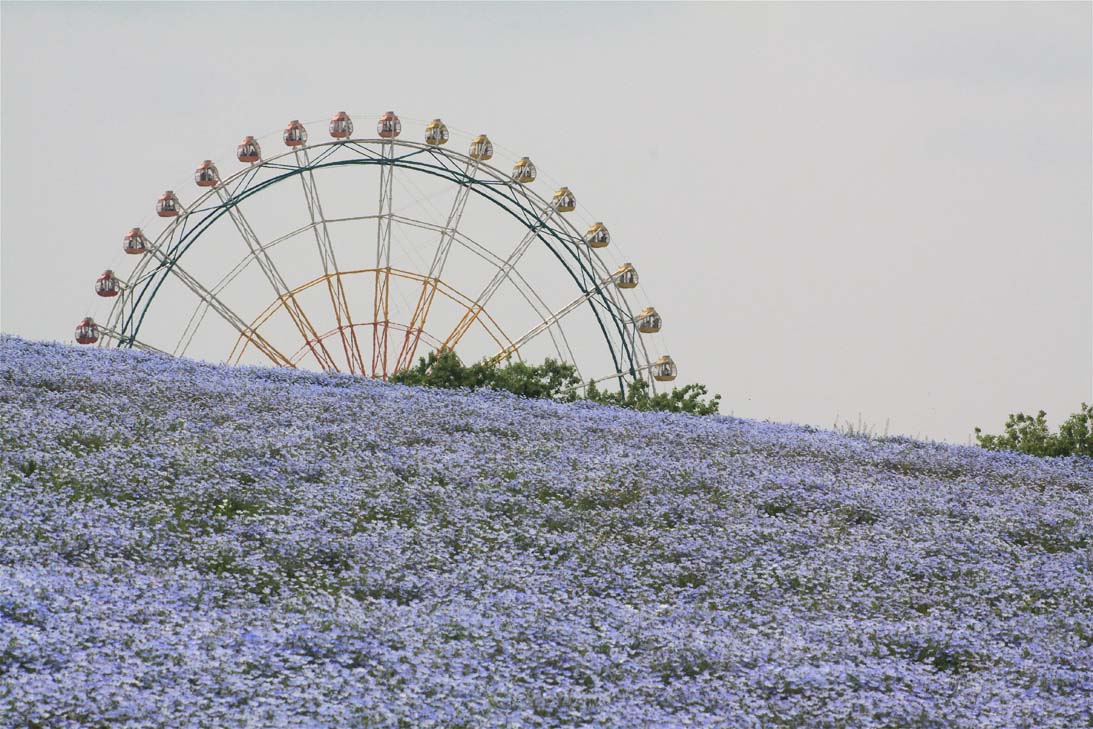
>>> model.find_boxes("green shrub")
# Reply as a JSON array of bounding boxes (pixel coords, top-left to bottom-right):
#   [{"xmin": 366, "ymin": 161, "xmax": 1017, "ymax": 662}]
[
  {"xmin": 390, "ymin": 350, "xmax": 721, "ymax": 416},
  {"xmin": 584, "ymin": 378, "xmax": 721, "ymax": 416},
  {"xmin": 975, "ymin": 404, "xmax": 1093, "ymax": 458}
]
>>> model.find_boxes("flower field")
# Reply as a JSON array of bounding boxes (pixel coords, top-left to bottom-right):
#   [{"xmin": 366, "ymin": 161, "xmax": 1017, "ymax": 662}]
[{"xmin": 1, "ymin": 335, "xmax": 1091, "ymax": 727}]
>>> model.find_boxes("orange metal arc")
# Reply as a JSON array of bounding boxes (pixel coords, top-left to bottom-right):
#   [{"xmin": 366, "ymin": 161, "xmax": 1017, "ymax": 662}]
[
  {"xmin": 334, "ymin": 274, "xmax": 367, "ymax": 373},
  {"xmin": 228, "ymin": 268, "xmax": 518, "ymax": 378},
  {"xmin": 393, "ymin": 277, "xmax": 438, "ymax": 373},
  {"xmin": 318, "ymin": 267, "xmax": 367, "ymax": 375},
  {"xmin": 322, "ymin": 275, "xmax": 349, "ymax": 374},
  {"xmin": 224, "ymin": 315, "xmax": 295, "ymax": 369},
  {"xmin": 371, "ymin": 267, "xmax": 393, "ymax": 379},
  {"xmin": 439, "ymin": 304, "xmax": 483, "ymax": 353},
  {"xmin": 281, "ymin": 289, "xmax": 339, "ymax": 372},
  {"xmin": 288, "ymin": 322, "xmax": 448, "ymax": 367}
]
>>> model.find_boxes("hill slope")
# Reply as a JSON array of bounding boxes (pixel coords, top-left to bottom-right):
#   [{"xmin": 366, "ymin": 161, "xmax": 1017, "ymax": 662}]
[{"xmin": 1, "ymin": 336, "xmax": 1091, "ymax": 727}]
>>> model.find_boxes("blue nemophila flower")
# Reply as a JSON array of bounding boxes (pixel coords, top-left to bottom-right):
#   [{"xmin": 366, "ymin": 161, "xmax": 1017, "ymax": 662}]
[{"xmin": 1, "ymin": 335, "xmax": 1091, "ymax": 727}]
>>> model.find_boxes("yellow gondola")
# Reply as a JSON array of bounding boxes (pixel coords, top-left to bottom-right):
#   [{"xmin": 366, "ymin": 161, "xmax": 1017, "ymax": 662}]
[
  {"xmin": 652, "ymin": 355, "xmax": 677, "ymax": 382},
  {"xmin": 636, "ymin": 307, "xmax": 661, "ymax": 334}
]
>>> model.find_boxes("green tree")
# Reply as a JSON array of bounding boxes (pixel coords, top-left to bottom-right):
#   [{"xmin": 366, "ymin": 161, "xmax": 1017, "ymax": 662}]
[
  {"xmin": 489, "ymin": 358, "xmax": 582, "ymax": 401},
  {"xmin": 585, "ymin": 378, "xmax": 721, "ymax": 415},
  {"xmin": 391, "ymin": 350, "xmax": 721, "ymax": 415},
  {"xmin": 389, "ymin": 349, "xmax": 483, "ymax": 390},
  {"xmin": 975, "ymin": 404, "xmax": 1093, "ymax": 458}
]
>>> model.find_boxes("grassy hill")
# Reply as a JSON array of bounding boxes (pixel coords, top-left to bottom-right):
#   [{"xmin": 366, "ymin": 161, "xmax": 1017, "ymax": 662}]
[{"xmin": 1, "ymin": 336, "xmax": 1090, "ymax": 727}]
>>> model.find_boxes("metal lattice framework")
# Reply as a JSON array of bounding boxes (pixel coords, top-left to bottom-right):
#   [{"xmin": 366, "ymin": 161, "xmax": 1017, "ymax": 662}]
[{"xmin": 80, "ymin": 113, "xmax": 678, "ymax": 394}]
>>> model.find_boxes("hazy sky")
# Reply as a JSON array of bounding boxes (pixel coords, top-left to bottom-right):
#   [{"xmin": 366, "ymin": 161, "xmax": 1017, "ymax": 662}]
[{"xmin": 2, "ymin": 1, "xmax": 1090, "ymax": 443}]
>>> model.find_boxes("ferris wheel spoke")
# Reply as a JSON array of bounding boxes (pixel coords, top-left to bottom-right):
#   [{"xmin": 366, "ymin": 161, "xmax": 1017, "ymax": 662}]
[
  {"xmin": 440, "ymin": 196, "xmax": 559, "ymax": 351},
  {"xmin": 394, "ymin": 158, "xmax": 479, "ymax": 372},
  {"xmin": 490, "ymin": 270, "xmax": 615, "ymax": 364},
  {"xmin": 214, "ymin": 186, "xmax": 339, "ymax": 371},
  {"xmin": 499, "ymin": 185, "xmax": 592, "ymax": 367},
  {"xmin": 295, "ymin": 148, "xmax": 367, "ymax": 374},
  {"xmin": 307, "ymin": 142, "xmax": 341, "ymax": 167},
  {"xmin": 344, "ymin": 141, "xmax": 383, "ymax": 161},
  {"xmin": 372, "ymin": 141, "xmax": 396, "ymax": 378},
  {"xmin": 224, "ymin": 164, "xmax": 262, "ymax": 201},
  {"xmin": 546, "ymin": 226, "xmax": 644, "ymax": 384},
  {"xmin": 103, "ymin": 275, "xmax": 134, "ymax": 341},
  {"xmin": 206, "ymin": 215, "xmax": 383, "ymax": 299},
  {"xmin": 288, "ymin": 321, "xmax": 446, "ymax": 368},
  {"xmin": 590, "ymin": 258, "xmax": 645, "ymax": 382},
  {"xmin": 633, "ymin": 329, "xmax": 657, "ymax": 390},
  {"xmin": 388, "ymin": 213, "xmax": 575, "ymax": 367},
  {"xmin": 559, "ymin": 367, "xmax": 650, "ymax": 399},
  {"xmin": 113, "ymin": 218, "xmax": 188, "ymax": 340},
  {"xmin": 176, "ymin": 300, "xmax": 215, "ymax": 357},
  {"xmin": 146, "ymin": 245, "xmax": 291, "ymax": 367},
  {"xmin": 95, "ymin": 324, "xmax": 166, "ymax": 354}
]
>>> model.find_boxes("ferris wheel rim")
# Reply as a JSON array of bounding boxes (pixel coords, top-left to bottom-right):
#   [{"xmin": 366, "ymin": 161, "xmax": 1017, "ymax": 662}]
[
  {"xmin": 228, "ymin": 266, "xmax": 518, "ymax": 368},
  {"xmin": 121, "ymin": 155, "xmax": 633, "ymax": 384},
  {"xmin": 128, "ymin": 150, "xmax": 637, "ymax": 374},
  {"xmin": 100, "ymin": 133, "xmax": 665, "ymax": 393},
  {"xmin": 110, "ymin": 144, "xmax": 642, "ymax": 386}
]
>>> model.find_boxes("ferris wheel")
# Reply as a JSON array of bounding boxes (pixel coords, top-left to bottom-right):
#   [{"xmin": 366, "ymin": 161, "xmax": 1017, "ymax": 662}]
[{"xmin": 77, "ymin": 111, "xmax": 678, "ymax": 394}]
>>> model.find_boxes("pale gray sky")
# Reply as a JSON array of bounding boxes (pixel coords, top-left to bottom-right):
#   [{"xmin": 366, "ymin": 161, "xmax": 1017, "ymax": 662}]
[{"xmin": 2, "ymin": 1, "xmax": 1090, "ymax": 443}]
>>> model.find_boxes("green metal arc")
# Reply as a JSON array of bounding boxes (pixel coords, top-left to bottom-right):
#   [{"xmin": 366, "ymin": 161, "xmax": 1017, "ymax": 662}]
[
  {"xmin": 120, "ymin": 153, "xmax": 636, "ymax": 392},
  {"xmin": 124, "ymin": 155, "xmax": 633, "ymax": 387},
  {"xmin": 477, "ymin": 168, "xmax": 638, "ymax": 380},
  {"xmin": 417, "ymin": 147, "xmax": 637, "ymax": 381}
]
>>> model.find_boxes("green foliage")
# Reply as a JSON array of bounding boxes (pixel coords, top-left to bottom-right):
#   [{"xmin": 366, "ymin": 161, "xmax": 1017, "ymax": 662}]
[
  {"xmin": 489, "ymin": 358, "xmax": 583, "ymax": 402},
  {"xmin": 391, "ymin": 350, "xmax": 582, "ymax": 400},
  {"xmin": 388, "ymin": 349, "xmax": 486, "ymax": 390},
  {"xmin": 391, "ymin": 349, "xmax": 721, "ymax": 416},
  {"xmin": 975, "ymin": 404, "xmax": 1093, "ymax": 458},
  {"xmin": 585, "ymin": 378, "xmax": 721, "ymax": 416}
]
